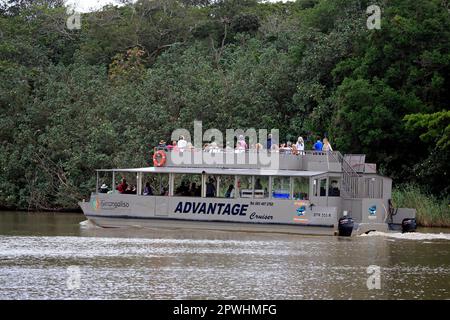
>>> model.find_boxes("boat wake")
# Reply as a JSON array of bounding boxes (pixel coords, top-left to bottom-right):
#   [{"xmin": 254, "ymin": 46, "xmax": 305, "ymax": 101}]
[
  {"xmin": 361, "ymin": 231, "xmax": 450, "ymax": 241},
  {"xmin": 79, "ymin": 220, "xmax": 100, "ymax": 229}
]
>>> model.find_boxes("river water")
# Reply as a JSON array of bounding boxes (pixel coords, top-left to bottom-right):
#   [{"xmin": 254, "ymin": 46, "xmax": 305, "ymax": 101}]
[{"xmin": 0, "ymin": 211, "xmax": 449, "ymax": 300}]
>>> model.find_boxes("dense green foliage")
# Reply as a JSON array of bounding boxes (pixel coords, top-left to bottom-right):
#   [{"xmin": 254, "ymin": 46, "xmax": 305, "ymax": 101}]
[{"xmin": 0, "ymin": 0, "xmax": 449, "ymax": 210}]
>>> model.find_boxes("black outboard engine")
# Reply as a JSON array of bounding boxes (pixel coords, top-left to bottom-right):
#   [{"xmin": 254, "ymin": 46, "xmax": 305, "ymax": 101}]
[
  {"xmin": 401, "ymin": 218, "xmax": 417, "ymax": 233},
  {"xmin": 338, "ymin": 216, "xmax": 354, "ymax": 237}
]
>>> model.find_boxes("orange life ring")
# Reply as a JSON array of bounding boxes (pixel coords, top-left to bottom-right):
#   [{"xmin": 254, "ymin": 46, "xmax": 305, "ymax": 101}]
[{"xmin": 153, "ymin": 150, "xmax": 167, "ymax": 167}]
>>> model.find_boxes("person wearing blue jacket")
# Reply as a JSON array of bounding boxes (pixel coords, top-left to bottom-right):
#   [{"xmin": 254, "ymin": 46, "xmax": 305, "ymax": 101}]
[{"xmin": 313, "ymin": 138, "xmax": 323, "ymax": 151}]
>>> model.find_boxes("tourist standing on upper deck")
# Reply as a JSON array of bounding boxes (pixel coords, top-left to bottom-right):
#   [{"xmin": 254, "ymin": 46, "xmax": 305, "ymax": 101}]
[
  {"xmin": 212, "ymin": 142, "xmax": 221, "ymax": 153},
  {"xmin": 313, "ymin": 138, "xmax": 323, "ymax": 151},
  {"xmin": 171, "ymin": 140, "xmax": 179, "ymax": 152},
  {"xmin": 177, "ymin": 135, "xmax": 187, "ymax": 151},
  {"xmin": 296, "ymin": 137, "xmax": 305, "ymax": 155},
  {"xmin": 286, "ymin": 141, "xmax": 293, "ymax": 154},
  {"xmin": 225, "ymin": 141, "xmax": 233, "ymax": 151},
  {"xmin": 236, "ymin": 135, "xmax": 247, "ymax": 150},
  {"xmin": 267, "ymin": 133, "xmax": 272, "ymax": 150},
  {"xmin": 322, "ymin": 138, "xmax": 333, "ymax": 151},
  {"xmin": 167, "ymin": 141, "xmax": 176, "ymax": 151},
  {"xmin": 157, "ymin": 140, "xmax": 167, "ymax": 151}
]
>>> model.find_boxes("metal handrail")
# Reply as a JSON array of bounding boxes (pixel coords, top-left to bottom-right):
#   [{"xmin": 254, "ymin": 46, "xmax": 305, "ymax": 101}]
[
  {"xmin": 155, "ymin": 147, "xmax": 342, "ymax": 158},
  {"xmin": 328, "ymin": 151, "xmax": 361, "ymax": 198}
]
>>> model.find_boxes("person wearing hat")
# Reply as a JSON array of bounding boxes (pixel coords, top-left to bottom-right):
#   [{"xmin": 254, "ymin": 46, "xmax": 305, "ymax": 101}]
[
  {"xmin": 99, "ymin": 183, "xmax": 109, "ymax": 193},
  {"xmin": 157, "ymin": 140, "xmax": 167, "ymax": 150}
]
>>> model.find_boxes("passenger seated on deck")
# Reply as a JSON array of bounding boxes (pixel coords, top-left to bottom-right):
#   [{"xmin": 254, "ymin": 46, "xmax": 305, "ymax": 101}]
[
  {"xmin": 124, "ymin": 185, "xmax": 137, "ymax": 195},
  {"xmin": 189, "ymin": 182, "xmax": 197, "ymax": 197},
  {"xmin": 116, "ymin": 179, "xmax": 128, "ymax": 194},
  {"xmin": 320, "ymin": 185, "xmax": 326, "ymax": 196},
  {"xmin": 99, "ymin": 183, "xmax": 109, "ymax": 193},
  {"xmin": 225, "ymin": 184, "xmax": 235, "ymax": 198},
  {"xmin": 175, "ymin": 181, "xmax": 189, "ymax": 196},
  {"xmin": 160, "ymin": 187, "xmax": 168, "ymax": 196},
  {"xmin": 255, "ymin": 178, "xmax": 263, "ymax": 190},
  {"xmin": 328, "ymin": 180, "xmax": 340, "ymax": 197},
  {"xmin": 206, "ymin": 177, "xmax": 216, "ymax": 197},
  {"xmin": 143, "ymin": 182, "xmax": 153, "ymax": 196}
]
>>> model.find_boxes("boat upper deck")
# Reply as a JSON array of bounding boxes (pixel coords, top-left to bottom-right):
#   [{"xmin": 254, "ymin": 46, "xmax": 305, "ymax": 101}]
[
  {"xmin": 98, "ymin": 166, "xmax": 326, "ymax": 177},
  {"xmin": 152, "ymin": 149, "xmax": 377, "ymax": 174}
]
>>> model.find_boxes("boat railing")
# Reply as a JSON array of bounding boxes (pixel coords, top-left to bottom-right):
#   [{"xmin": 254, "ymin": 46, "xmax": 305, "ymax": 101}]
[
  {"xmin": 154, "ymin": 146, "xmax": 341, "ymax": 158},
  {"xmin": 329, "ymin": 152, "xmax": 384, "ymax": 199},
  {"xmin": 328, "ymin": 151, "xmax": 362, "ymax": 199}
]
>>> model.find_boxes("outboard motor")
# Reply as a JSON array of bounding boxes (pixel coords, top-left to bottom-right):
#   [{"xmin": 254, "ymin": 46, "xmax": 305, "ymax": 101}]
[
  {"xmin": 401, "ymin": 218, "xmax": 417, "ymax": 233},
  {"xmin": 338, "ymin": 216, "xmax": 354, "ymax": 237}
]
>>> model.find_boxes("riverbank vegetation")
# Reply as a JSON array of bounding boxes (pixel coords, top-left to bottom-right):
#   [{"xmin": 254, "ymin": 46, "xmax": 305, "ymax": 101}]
[
  {"xmin": 0, "ymin": 0, "xmax": 448, "ymax": 225},
  {"xmin": 392, "ymin": 185, "xmax": 450, "ymax": 228}
]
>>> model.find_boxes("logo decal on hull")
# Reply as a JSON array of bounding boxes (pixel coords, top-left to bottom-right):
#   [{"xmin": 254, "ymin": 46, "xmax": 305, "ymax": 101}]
[
  {"xmin": 91, "ymin": 198, "xmax": 100, "ymax": 211},
  {"xmin": 368, "ymin": 205, "xmax": 377, "ymax": 220},
  {"xmin": 296, "ymin": 206, "xmax": 306, "ymax": 216}
]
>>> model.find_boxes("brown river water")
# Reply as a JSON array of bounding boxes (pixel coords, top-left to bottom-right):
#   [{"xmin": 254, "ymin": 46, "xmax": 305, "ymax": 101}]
[{"xmin": 0, "ymin": 211, "xmax": 449, "ymax": 299}]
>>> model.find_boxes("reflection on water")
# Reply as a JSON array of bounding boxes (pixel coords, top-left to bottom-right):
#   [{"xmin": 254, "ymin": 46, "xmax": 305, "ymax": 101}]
[{"xmin": 0, "ymin": 211, "xmax": 449, "ymax": 299}]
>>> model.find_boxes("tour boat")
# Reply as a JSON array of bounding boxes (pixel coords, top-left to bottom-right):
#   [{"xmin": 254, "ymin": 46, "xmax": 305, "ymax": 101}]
[{"xmin": 79, "ymin": 149, "xmax": 416, "ymax": 236}]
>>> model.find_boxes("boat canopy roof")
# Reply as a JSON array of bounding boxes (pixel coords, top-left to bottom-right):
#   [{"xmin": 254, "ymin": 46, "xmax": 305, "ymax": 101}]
[{"xmin": 96, "ymin": 167, "xmax": 327, "ymax": 177}]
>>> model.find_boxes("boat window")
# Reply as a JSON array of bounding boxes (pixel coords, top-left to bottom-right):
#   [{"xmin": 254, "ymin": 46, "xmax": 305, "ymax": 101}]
[
  {"xmin": 320, "ymin": 178, "xmax": 327, "ymax": 197},
  {"xmin": 254, "ymin": 176, "xmax": 269, "ymax": 199},
  {"xmin": 237, "ymin": 176, "xmax": 253, "ymax": 198},
  {"xmin": 272, "ymin": 176, "xmax": 291, "ymax": 199},
  {"xmin": 292, "ymin": 177, "xmax": 309, "ymax": 200},
  {"xmin": 218, "ymin": 175, "xmax": 235, "ymax": 198},
  {"xmin": 328, "ymin": 178, "xmax": 341, "ymax": 197},
  {"xmin": 174, "ymin": 174, "xmax": 201, "ymax": 197},
  {"xmin": 313, "ymin": 179, "xmax": 318, "ymax": 197},
  {"xmin": 143, "ymin": 173, "xmax": 169, "ymax": 196}
]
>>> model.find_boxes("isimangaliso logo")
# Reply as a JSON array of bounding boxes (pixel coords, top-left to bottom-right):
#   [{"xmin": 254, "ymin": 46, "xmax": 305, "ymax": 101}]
[
  {"xmin": 368, "ymin": 205, "xmax": 377, "ymax": 220},
  {"xmin": 296, "ymin": 206, "xmax": 306, "ymax": 216},
  {"xmin": 293, "ymin": 205, "xmax": 308, "ymax": 223},
  {"xmin": 90, "ymin": 198, "xmax": 100, "ymax": 211}
]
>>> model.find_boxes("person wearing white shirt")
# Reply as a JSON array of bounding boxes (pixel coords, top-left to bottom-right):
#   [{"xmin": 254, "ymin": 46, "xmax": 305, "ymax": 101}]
[
  {"xmin": 177, "ymin": 135, "xmax": 187, "ymax": 151},
  {"xmin": 296, "ymin": 136, "xmax": 305, "ymax": 155}
]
